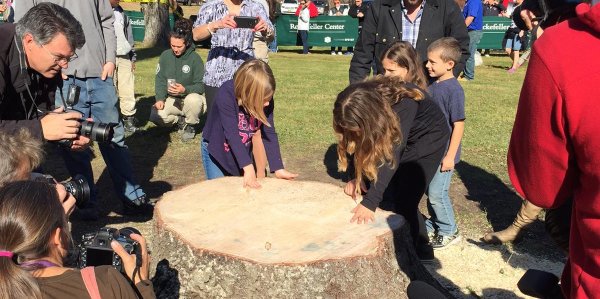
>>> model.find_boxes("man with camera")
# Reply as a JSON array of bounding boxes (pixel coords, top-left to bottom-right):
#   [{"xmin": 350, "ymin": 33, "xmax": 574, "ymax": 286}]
[
  {"xmin": 0, "ymin": 2, "xmax": 89, "ymax": 150},
  {"xmin": 16, "ymin": 0, "xmax": 148, "ymax": 220}
]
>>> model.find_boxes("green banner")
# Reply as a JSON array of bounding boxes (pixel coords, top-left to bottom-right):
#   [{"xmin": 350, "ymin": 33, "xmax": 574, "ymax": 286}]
[
  {"xmin": 276, "ymin": 15, "xmax": 513, "ymax": 49},
  {"xmin": 276, "ymin": 15, "xmax": 358, "ymax": 47},
  {"xmin": 479, "ymin": 17, "xmax": 512, "ymax": 49},
  {"xmin": 124, "ymin": 11, "xmax": 175, "ymax": 42}
]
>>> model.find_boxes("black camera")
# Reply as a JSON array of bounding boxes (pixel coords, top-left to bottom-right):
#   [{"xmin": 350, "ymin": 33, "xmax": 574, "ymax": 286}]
[
  {"xmin": 35, "ymin": 173, "xmax": 91, "ymax": 208},
  {"xmin": 57, "ymin": 77, "xmax": 116, "ymax": 147},
  {"xmin": 77, "ymin": 227, "xmax": 141, "ymax": 273}
]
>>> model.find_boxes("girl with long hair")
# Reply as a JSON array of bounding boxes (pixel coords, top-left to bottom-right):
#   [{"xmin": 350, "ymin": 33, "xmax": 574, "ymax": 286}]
[
  {"xmin": 0, "ymin": 181, "xmax": 154, "ymax": 299},
  {"xmin": 201, "ymin": 59, "xmax": 297, "ymax": 188},
  {"xmin": 334, "ymin": 76, "xmax": 449, "ymax": 260}
]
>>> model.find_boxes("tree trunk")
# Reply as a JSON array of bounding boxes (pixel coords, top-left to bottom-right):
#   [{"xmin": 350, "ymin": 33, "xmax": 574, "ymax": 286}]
[
  {"xmin": 151, "ymin": 178, "xmax": 451, "ymax": 298},
  {"xmin": 143, "ymin": 1, "xmax": 170, "ymax": 47}
]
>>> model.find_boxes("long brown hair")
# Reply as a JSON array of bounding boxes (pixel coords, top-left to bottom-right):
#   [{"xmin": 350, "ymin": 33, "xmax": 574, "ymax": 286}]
[
  {"xmin": 0, "ymin": 181, "xmax": 71, "ymax": 299},
  {"xmin": 381, "ymin": 41, "xmax": 428, "ymax": 90},
  {"xmin": 234, "ymin": 59, "xmax": 276, "ymax": 127},
  {"xmin": 333, "ymin": 76, "xmax": 425, "ymax": 193}
]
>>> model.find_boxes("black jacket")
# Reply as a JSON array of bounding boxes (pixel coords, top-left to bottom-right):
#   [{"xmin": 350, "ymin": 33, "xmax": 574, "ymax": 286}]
[
  {"xmin": 348, "ymin": 2, "xmax": 371, "ymax": 29},
  {"xmin": 0, "ymin": 24, "xmax": 58, "ymax": 139},
  {"xmin": 349, "ymin": 0, "xmax": 470, "ymax": 83}
]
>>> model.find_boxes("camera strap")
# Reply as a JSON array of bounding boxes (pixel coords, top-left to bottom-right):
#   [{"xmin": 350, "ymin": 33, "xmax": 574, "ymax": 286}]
[{"xmin": 81, "ymin": 266, "xmax": 102, "ymax": 299}]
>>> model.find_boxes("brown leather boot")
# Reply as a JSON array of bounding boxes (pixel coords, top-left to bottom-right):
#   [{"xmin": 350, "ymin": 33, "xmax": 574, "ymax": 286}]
[{"xmin": 482, "ymin": 200, "xmax": 543, "ymax": 244}]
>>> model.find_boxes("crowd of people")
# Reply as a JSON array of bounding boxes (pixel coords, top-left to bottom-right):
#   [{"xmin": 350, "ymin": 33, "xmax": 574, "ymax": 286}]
[{"xmin": 0, "ymin": 0, "xmax": 598, "ymax": 298}]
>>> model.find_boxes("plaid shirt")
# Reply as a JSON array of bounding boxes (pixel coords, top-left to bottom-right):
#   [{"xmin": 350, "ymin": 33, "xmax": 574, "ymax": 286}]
[{"xmin": 401, "ymin": 0, "xmax": 426, "ymax": 48}]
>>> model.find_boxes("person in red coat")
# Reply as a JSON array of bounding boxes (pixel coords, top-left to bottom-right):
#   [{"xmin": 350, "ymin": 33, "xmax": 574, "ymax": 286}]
[{"xmin": 507, "ymin": 2, "xmax": 600, "ymax": 298}]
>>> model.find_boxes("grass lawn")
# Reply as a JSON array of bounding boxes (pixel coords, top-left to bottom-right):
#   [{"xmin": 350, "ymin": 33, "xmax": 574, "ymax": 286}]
[{"xmin": 40, "ymin": 44, "xmax": 567, "ymax": 297}]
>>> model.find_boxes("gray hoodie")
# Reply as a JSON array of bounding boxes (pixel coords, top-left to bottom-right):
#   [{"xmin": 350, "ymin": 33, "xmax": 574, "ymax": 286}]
[{"xmin": 14, "ymin": 0, "xmax": 116, "ymax": 78}]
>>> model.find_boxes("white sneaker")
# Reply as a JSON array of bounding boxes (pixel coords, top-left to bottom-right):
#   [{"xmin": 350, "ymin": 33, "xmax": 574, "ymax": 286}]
[
  {"xmin": 431, "ymin": 232, "xmax": 461, "ymax": 250},
  {"xmin": 331, "ymin": 51, "xmax": 336, "ymax": 55},
  {"xmin": 337, "ymin": 51, "xmax": 343, "ymax": 55}
]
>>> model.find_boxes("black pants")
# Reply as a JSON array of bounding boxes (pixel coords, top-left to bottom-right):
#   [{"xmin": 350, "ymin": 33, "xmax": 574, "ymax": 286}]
[{"xmin": 380, "ymin": 149, "xmax": 445, "ymax": 255}]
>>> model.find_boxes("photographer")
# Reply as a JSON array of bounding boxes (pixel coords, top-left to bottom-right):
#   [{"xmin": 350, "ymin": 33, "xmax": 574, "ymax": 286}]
[
  {"xmin": 0, "ymin": 129, "xmax": 44, "ymax": 187},
  {"xmin": 0, "ymin": 3, "xmax": 89, "ymax": 150},
  {"xmin": 0, "ymin": 181, "xmax": 155, "ymax": 299}
]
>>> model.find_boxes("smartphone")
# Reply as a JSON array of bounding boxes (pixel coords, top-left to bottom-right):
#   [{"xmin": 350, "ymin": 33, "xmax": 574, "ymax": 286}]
[
  {"xmin": 167, "ymin": 79, "xmax": 176, "ymax": 86},
  {"xmin": 234, "ymin": 16, "xmax": 259, "ymax": 29}
]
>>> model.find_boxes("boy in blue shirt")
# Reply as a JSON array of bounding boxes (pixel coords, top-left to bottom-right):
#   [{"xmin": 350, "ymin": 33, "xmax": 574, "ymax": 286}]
[{"xmin": 425, "ymin": 37, "xmax": 466, "ymax": 249}]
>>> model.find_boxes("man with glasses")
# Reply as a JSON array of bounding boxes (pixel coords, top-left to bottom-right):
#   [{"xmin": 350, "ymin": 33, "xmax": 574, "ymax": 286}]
[
  {"xmin": 0, "ymin": 2, "xmax": 89, "ymax": 149},
  {"xmin": 16, "ymin": 0, "xmax": 148, "ymax": 220}
]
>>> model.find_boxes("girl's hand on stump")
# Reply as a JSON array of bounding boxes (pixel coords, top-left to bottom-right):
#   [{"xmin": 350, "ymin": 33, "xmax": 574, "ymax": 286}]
[
  {"xmin": 243, "ymin": 165, "xmax": 261, "ymax": 189},
  {"xmin": 274, "ymin": 169, "xmax": 298, "ymax": 180},
  {"xmin": 350, "ymin": 204, "xmax": 375, "ymax": 224}
]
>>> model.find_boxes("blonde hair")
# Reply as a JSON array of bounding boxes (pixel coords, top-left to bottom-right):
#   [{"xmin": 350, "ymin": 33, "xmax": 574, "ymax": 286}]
[
  {"xmin": 0, "ymin": 130, "xmax": 44, "ymax": 187},
  {"xmin": 0, "ymin": 181, "xmax": 72, "ymax": 299},
  {"xmin": 234, "ymin": 59, "xmax": 276, "ymax": 127},
  {"xmin": 333, "ymin": 76, "xmax": 425, "ymax": 194}
]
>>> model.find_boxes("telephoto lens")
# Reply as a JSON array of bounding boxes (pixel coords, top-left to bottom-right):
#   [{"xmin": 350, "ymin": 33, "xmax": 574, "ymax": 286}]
[
  {"xmin": 79, "ymin": 120, "xmax": 115, "ymax": 143},
  {"xmin": 61, "ymin": 174, "xmax": 91, "ymax": 208}
]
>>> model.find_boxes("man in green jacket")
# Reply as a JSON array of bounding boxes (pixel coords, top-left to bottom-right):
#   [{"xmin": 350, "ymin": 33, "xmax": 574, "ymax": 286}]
[{"xmin": 151, "ymin": 26, "xmax": 206, "ymax": 141}]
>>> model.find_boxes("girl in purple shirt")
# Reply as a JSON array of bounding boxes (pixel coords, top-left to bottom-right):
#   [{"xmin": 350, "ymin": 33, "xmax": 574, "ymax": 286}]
[{"xmin": 201, "ymin": 59, "xmax": 297, "ymax": 188}]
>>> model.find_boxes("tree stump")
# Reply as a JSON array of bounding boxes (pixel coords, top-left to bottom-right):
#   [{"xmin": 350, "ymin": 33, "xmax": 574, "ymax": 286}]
[{"xmin": 152, "ymin": 178, "xmax": 440, "ymax": 298}]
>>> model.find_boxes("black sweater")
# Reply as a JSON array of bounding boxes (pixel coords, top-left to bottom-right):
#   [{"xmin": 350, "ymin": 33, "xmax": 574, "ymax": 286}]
[{"xmin": 361, "ymin": 93, "xmax": 450, "ymax": 211}]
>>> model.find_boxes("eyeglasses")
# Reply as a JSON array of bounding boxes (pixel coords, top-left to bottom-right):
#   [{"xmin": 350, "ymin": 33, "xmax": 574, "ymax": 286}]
[{"xmin": 40, "ymin": 43, "xmax": 78, "ymax": 65}]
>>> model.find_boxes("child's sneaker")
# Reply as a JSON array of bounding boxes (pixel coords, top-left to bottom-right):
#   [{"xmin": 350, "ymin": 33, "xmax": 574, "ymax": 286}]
[{"xmin": 431, "ymin": 231, "xmax": 461, "ymax": 250}]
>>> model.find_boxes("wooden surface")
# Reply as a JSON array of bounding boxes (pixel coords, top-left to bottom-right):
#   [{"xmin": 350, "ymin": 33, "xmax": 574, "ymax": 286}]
[{"xmin": 155, "ymin": 177, "xmax": 404, "ymax": 264}]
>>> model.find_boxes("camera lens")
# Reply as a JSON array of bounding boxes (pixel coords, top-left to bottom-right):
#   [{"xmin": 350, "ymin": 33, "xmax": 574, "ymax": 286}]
[
  {"xmin": 61, "ymin": 174, "xmax": 91, "ymax": 208},
  {"xmin": 80, "ymin": 120, "xmax": 115, "ymax": 143}
]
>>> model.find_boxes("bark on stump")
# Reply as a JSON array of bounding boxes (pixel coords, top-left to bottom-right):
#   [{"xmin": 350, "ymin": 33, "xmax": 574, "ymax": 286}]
[{"xmin": 152, "ymin": 177, "xmax": 441, "ymax": 298}]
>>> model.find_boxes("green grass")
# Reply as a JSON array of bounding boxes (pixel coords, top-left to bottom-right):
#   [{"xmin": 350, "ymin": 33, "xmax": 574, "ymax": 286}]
[{"xmin": 133, "ymin": 46, "xmax": 524, "ymax": 186}]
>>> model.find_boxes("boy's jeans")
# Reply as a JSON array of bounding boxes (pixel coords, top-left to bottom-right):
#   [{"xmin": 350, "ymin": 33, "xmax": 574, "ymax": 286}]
[
  {"xmin": 56, "ymin": 77, "xmax": 145, "ymax": 206},
  {"xmin": 425, "ymin": 166, "xmax": 458, "ymax": 236}
]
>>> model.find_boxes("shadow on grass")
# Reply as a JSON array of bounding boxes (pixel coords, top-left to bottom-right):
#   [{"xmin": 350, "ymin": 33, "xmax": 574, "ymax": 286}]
[
  {"xmin": 135, "ymin": 45, "xmax": 168, "ymax": 62},
  {"xmin": 323, "ymin": 144, "xmax": 351, "ymax": 182},
  {"xmin": 455, "ymin": 161, "xmax": 565, "ymax": 263}
]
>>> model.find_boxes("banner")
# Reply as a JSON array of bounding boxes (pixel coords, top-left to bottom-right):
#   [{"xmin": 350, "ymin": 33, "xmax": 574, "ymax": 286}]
[
  {"xmin": 276, "ymin": 15, "xmax": 513, "ymax": 49},
  {"xmin": 276, "ymin": 15, "xmax": 358, "ymax": 47}
]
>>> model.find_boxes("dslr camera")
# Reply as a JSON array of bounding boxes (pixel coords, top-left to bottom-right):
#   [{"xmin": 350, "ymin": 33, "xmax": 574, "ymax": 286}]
[
  {"xmin": 58, "ymin": 75, "xmax": 116, "ymax": 147},
  {"xmin": 77, "ymin": 227, "xmax": 141, "ymax": 273},
  {"xmin": 34, "ymin": 173, "xmax": 91, "ymax": 208}
]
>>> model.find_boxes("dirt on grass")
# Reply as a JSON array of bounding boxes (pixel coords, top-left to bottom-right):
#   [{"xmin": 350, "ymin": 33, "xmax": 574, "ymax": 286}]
[{"xmin": 45, "ymin": 135, "xmax": 566, "ymax": 298}]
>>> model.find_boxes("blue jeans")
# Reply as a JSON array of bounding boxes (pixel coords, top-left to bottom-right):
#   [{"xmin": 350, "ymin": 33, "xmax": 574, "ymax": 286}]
[
  {"xmin": 464, "ymin": 30, "xmax": 483, "ymax": 80},
  {"xmin": 268, "ymin": 28, "xmax": 278, "ymax": 53},
  {"xmin": 425, "ymin": 166, "xmax": 457, "ymax": 236},
  {"xmin": 298, "ymin": 30, "xmax": 309, "ymax": 54},
  {"xmin": 201, "ymin": 139, "xmax": 226, "ymax": 179},
  {"xmin": 56, "ymin": 77, "xmax": 145, "ymax": 206}
]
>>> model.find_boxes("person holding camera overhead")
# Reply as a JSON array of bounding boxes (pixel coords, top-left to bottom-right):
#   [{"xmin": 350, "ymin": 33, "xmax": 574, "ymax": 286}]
[
  {"xmin": 191, "ymin": 0, "xmax": 274, "ymax": 117},
  {"xmin": 151, "ymin": 19, "xmax": 206, "ymax": 142},
  {"xmin": 16, "ymin": 0, "xmax": 149, "ymax": 220},
  {"xmin": 0, "ymin": 3, "xmax": 89, "ymax": 150},
  {"xmin": 0, "ymin": 181, "xmax": 155, "ymax": 299}
]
